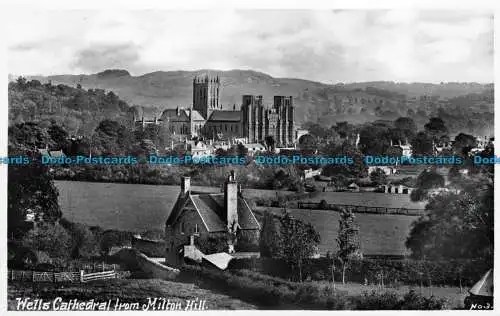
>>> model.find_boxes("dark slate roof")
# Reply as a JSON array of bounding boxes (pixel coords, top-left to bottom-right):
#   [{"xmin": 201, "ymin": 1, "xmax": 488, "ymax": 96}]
[
  {"xmin": 208, "ymin": 111, "xmax": 242, "ymax": 122},
  {"xmin": 191, "ymin": 195, "xmax": 226, "ymax": 232},
  {"xmin": 165, "ymin": 193, "xmax": 190, "ymax": 226},
  {"xmin": 171, "ymin": 193, "xmax": 260, "ymax": 233}
]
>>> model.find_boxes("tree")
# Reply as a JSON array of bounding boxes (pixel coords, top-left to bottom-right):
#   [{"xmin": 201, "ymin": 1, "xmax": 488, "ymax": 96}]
[
  {"xmin": 411, "ymin": 132, "xmax": 434, "ymax": 156},
  {"xmin": 358, "ymin": 123, "xmax": 391, "ymax": 155},
  {"xmin": 406, "ymin": 177, "xmax": 493, "ymax": 262},
  {"xmin": 452, "ymin": 133, "xmax": 477, "ymax": 157},
  {"xmin": 236, "ymin": 143, "xmax": 248, "ymax": 157},
  {"xmin": 48, "ymin": 122, "xmax": 70, "ymax": 151},
  {"xmin": 93, "ymin": 119, "xmax": 134, "ymax": 155},
  {"xmin": 424, "ymin": 117, "xmax": 448, "ymax": 141},
  {"xmin": 259, "ymin": 211, "xmax": 282, "ymax": 258},
  {"xmin": 415, "ymin": 169, "xmax": 444, "ymax": 190},
  {"xmin": 394, "ymin": 117, "xmax": 417, "ymax": 141},
  {"xmin": 370, "ymin": 168, "xmax": 388, "ymax": 185},
  {"xmin": 279, "ymin": 212, "xmax": 320, "ymax": 282},
  {"xmin": 410, "ymin": 169, "xmax": 445, "ymax": 202},
  {"xmin": 8, "ymin": 149, "xmax": 62, "ymax": 238},
  {"xmin": 16, "ymin": 76, "xmax": 27, "ymax": 89},
  {"xmin": 336, "ymin": 207, "xmax": 363, "ymax": 284},
  {"xmin": 322, "ymin": 143, "xmax": 367, "ymax": 179},
  {"xmin": 21, "ymin": 222, "xmax": 72, "ymax": 260}
]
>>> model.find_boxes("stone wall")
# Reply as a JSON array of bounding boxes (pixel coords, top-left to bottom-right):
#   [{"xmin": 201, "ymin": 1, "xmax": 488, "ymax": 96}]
[
  {"xmin": 131, "ymin": 237, "xmax": 165, "ymax": 258},
  {"xmin": 116, "ymin": 248, "xmax": 180, "ymax": 280}
]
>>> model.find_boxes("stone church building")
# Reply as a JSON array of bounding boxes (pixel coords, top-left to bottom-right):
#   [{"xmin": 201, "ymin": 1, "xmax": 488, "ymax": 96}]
[{"xmin": 132, "ymin": 75, "xmax": 296, "ymax": 147}]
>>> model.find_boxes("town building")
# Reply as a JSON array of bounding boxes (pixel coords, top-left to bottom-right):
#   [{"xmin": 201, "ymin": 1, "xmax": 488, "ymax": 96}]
[
  {"xmin": 132, "ymin": 75, "xmax": 296, "ymax": 147},
  {"xmin": 164, "ymin": 172, "xmax": 260, "ymax": 267},
  {"xmin": 240, "ymin": 143, "xmax": 266, "ymax": 155},
  {"xmin": 368, "ymin": 166, "xmax": 397, "ymax": 176}
]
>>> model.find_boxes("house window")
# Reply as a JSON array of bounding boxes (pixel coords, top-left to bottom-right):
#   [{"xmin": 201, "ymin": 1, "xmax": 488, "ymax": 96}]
[
  {"xmin": 180, "ymin": 222, "xmax": 185, "ymax": 234},
  {"xmin": 194, "ymin": 224, "xmax": 199, "ymax": 235}
]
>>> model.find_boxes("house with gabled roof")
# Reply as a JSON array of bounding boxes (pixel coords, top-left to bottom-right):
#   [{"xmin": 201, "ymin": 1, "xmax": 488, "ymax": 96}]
[{"xmin": 164, "ymin": 171, "xmax": 260, "ymax": 267}]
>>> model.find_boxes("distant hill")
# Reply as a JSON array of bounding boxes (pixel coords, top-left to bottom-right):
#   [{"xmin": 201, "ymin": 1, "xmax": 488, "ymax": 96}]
[{"xmin": 15, "ymin": 69, "xmax": 493, "ymax": 130}]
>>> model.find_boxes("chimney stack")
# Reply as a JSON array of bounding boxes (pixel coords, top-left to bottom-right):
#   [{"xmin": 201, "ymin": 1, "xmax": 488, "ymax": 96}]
[
  {"xmin": 224, "ymin": 171, "xmax": 239, "ymax": 232},
  {"xmin": 181, "ymin": 176, "xmax": 191, "ymax": 194}
]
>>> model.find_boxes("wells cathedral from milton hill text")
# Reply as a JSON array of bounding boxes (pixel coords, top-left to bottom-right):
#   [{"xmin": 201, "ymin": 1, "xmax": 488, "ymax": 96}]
[{"xmin": 132, "ymin": 75, "xmax": 296, "ymax": 147}]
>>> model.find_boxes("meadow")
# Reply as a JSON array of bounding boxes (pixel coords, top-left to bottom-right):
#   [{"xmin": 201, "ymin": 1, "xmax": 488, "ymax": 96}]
[
  {"xmin": 256, "ymin": 207, "xmax": 416, "ymax": 256},
  {"xmin": 302, "ymin": 192, "xmax": 427, "ymax": 209}
]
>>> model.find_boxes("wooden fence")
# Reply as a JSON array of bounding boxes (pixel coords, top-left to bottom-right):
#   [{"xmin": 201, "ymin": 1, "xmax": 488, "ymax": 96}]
[
  {"xmin": 8, "ymin": 269, "xmax": 129, "ymax": 283},
  {"xmin": 67, "ymin": 263, "xmax": 117, "ymax": 273},
  {"xmin": 80, "ymin": 270, "xmax": 116, "ymax": 283},
  {"xmin": 297, "ymin": 201, "xmax": 424, "ymax": 216}
]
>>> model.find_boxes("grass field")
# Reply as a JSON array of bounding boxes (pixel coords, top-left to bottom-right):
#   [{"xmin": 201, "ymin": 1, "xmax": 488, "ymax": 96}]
[
  {"xmin": 256, "ymin": 207, "xmax": 416, "ymax": 256},
  {"xmin": 303, "ymin": 192, "xmax": 426, "ymax": 209},
  {"xmin": 8, "ymin": 279, "xmax": 257, "ymax": 310}
]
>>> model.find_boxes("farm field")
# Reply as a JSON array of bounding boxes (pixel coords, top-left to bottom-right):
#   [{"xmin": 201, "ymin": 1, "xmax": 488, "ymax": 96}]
[
  {"xmin": 256, "ymin": 207, "xmax": 417, "ymax": 256},
  {"xmin": 8, "ymin": 278, "xmax": 257, "ymax": 310},
  {"xmin": 304, "ymin": 192, "xmax": 426, "ymax": 210}
]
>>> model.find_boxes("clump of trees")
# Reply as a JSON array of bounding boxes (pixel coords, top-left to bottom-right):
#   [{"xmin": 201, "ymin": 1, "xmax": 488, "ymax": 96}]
[
  {"xmin": 410, "ymin": 168, "xmax": 445, "ymax": 201},
  {"xmin": 259, "ymin": 210, "xmax": 320, "ymax": 282},
  {"xmin": 406, "ymin": 165, "xmax": 493, "ymax": 265},
  {"xmin": 369, "ymin": 168, "xmax": 388, "ymax": 186}
]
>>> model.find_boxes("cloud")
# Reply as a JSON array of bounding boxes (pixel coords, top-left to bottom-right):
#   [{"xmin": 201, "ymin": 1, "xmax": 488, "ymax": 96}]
[
  {"xmin": 73, "ymin": 43, "xmax": 141, "ymax": 73},
  {"xmin": 5, "ymin": 9, "xmax": 494, "ymax": 83}
]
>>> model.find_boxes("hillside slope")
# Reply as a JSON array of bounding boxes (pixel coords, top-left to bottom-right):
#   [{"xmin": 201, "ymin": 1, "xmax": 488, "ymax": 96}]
[{"xmin": 20, "ymin": 69, "xmax": 493, "ymax": 129}]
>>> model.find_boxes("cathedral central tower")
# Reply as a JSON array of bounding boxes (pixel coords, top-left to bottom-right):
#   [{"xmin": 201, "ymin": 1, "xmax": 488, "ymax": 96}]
[{"xmin": 193, "ymin": 75, "xmax": 221, "ymax": 119}]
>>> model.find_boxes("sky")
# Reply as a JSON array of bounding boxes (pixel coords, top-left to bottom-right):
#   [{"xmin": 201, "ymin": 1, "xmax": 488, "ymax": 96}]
[{"xmin": 5, "ymin": 9, "xmax": 494, "ymax": 83}]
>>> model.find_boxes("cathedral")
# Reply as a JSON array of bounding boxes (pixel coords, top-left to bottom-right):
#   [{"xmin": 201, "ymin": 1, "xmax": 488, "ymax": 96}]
[{"xmin": 133, "ymin": 75, "xmax": 296, "ymax": 147}]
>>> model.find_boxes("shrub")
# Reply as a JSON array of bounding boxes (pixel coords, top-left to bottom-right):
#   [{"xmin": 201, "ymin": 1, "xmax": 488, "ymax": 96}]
[
  {"xmin": 21, "ymin": 222, "xmax": 72, "ymax": 260},
  {"xmin": 351, "ymin": 291, "xmax": 401, "ymax": 310},
  {"xmin": 399, "ymin": 289, "xmax": 447, "ymax": 310}
]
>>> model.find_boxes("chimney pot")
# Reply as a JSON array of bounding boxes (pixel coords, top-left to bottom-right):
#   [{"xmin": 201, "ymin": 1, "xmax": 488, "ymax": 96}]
[
  {"xmin": 181, "ymin": 176, "xmax": 191, "ymax": 194},
  {"xmin": 224, "ymin": 170, "xmax": 238, "ymax": 233}
]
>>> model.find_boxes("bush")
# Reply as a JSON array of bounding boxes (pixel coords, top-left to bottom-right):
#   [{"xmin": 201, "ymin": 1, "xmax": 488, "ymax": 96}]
[
  {"xmin": 351, "ymin": 291, "xmax": 401, "ymax": 310},
  {"xmin": 21, "ymin": 222, "xmax": 72, "ymax": 260},
  {"xmin": 399, "ymin": 289, "xmax": 447, "ymax": 310},
  {"xmin": 350, "ymin": 289, "xmax": 447, "ymax": 310}
]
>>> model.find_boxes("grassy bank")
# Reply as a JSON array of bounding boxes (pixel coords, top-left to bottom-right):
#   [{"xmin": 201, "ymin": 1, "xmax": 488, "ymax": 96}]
[{"xmin": 8, "ymin": 278, "xmax": 257, "ymax": 311}]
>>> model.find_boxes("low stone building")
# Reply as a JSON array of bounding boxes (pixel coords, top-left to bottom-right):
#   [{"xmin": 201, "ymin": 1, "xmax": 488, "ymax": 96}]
[{"xmin": 164, "ymin": 172, "xmax": 260, "ymax": 267}]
